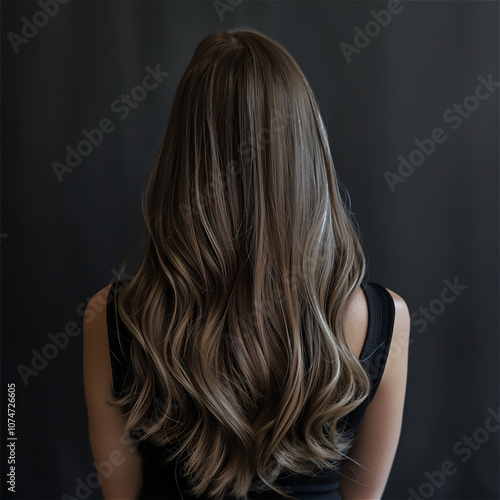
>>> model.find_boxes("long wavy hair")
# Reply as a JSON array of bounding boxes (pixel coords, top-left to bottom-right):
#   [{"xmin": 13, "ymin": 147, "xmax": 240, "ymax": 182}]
[{"xmin": 109, "ymin": 27, "xmax": 370, "ymax": 500}]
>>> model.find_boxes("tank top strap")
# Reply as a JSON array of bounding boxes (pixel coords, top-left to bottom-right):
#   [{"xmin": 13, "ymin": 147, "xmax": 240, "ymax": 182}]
[
  {"xmin": 106, "ymin": 279, "xmax": 133, "ymax": 397},
  {"xmin": 359, "ymin": 281, "xmax": 396, "ymax": 404},
  {"xmin": 336, "ymin": 281, "xmax": 396, "ymax": 438}
]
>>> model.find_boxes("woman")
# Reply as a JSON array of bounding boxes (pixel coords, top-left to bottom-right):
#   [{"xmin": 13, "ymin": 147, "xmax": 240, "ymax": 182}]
[{"xmin": 83, "ymin": 27, "xmax": 410, "ymax": 500}]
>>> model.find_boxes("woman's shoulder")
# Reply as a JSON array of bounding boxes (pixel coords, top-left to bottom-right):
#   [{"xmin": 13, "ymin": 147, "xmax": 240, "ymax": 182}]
[
  {"xmin": 383, "ymin": 286, "xmax": 411, "ymax": 359},
  {"xmin": 83, "ymin": 280, "xmax": 127, "ymax": 347},
  {"xmin": 89, "ymin": 279, "xmax": 130, "ymax": 318},
  {"xmin": 343, "ymin": 285, "xmax": 370, "ymax": 359},
  {"xmin": 83, "ymin": 283, "xmax": 114, "ymax": 326},
  {"xmin": 385, "ymin": 287, "xmax": 410, "ymax": 321},
  {"xmin": 381, "ymin": 286, "xmax": 411, "ymax": 345},
  {"xmin": 343, "ymin": 284, "xmax": 410, "ymax": 360}
]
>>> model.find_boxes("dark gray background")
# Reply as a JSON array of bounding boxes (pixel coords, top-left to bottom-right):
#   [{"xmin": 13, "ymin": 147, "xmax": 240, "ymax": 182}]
[{"xmin": 2, "ymin": 1, "xmax": 499, "ymax": 499}]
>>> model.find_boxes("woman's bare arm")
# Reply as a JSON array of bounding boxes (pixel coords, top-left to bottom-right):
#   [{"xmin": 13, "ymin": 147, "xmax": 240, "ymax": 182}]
[
  {"xmin": 339, "ymin": 288, "xmax": 410, "ymax": 500},
  {"xmin": 83, "ymin": 284, "xmax": 143, "ymax": 499}
]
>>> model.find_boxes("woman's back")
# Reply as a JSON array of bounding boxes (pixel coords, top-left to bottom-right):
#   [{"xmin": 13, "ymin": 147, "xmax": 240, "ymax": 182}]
[
  {"xmin": 83, "ymin": 27, "xmax": 410, "ymax": 500},
  {"xmin": 104, "ymin": 274, "xmax": 404, "ymax": 499}
]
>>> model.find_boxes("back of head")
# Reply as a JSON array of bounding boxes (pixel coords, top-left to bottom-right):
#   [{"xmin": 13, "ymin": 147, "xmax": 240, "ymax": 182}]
[{"xmin": 113, "ymin": 27, "xmax": 369, "ymax": 500}]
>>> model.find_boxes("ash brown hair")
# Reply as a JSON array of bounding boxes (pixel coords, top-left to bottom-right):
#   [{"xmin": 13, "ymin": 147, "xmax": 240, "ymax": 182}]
[{"xmin": 110, "ymin": 27, "xmax": 370, "ymax": 500}]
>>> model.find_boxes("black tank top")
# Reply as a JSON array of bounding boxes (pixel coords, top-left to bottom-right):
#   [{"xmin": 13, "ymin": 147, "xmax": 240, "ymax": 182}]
[{"xmin": 106, "ymin": 275, "xmax": 395, "ymax": 500}]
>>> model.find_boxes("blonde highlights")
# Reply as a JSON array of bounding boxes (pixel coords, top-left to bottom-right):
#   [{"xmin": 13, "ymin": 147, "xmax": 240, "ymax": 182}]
[{"xmin": 110, "ymin": 27, "xmax": 370, "ymax": 499}]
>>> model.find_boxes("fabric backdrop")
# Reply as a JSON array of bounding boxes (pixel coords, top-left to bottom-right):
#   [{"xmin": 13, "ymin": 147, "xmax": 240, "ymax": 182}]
[{"xmin": 2, "ymin": 1, "xmax": 498, "ymax": 499}]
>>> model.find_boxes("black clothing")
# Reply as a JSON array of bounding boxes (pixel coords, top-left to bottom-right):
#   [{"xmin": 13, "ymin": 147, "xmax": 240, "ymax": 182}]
[{"xmin": 106, "ymin": 276, "xmax": 395, "ymax": 500}]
